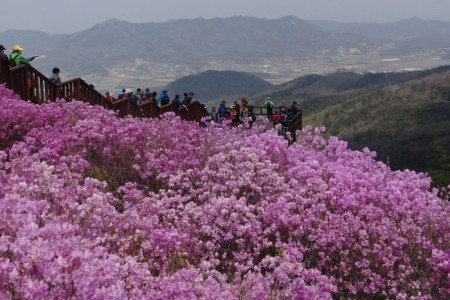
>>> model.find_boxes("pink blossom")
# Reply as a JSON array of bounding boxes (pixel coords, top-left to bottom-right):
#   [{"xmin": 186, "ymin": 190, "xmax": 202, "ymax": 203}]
[{"xmin": 0, "ymin": 84, "xmax": 448, "ymax": 299}]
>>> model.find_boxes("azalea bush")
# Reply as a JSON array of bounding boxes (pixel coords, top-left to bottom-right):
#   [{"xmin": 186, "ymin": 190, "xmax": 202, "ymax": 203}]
[{"xmin": 0, "ymin": 84, "xmax": 449, "ymax": 299}]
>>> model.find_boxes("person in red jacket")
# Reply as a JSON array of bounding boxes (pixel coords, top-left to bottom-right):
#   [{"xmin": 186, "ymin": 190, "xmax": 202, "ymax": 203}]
[
  {"xmin": 105, "ymin": 91, "xmax": 115, "ymax": 104},
  {"xmin": 272, "ymin": 111, "xmax": 281, "ymax": 128}
]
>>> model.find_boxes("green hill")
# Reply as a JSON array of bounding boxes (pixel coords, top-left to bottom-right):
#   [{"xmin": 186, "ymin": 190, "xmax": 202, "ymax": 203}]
[
  {"xmin": 245, "ymin": 66, "xmax": 450, "ymax": 107},
  {"xmin": 303, "ymin": 70, "xmax": 450, "ymax": 186},
  {"xmin": 167, "ymin": 70, "xmax": 273, "ymax": 103}
]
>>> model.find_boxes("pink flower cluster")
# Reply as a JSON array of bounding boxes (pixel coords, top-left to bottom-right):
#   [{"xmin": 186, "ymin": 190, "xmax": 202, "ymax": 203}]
[{"xmin": 0, "ymin": 84, "xmax": 449, "ymax": 299}]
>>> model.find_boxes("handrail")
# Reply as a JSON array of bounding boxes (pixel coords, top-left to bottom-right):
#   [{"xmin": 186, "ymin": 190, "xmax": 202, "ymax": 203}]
[
  {"xmin": 110, "ymin": 98, "xmax": 131, "ymax": 117},
  {"xmin": 117, "ymin": 99, "xmax": 208, "ymax": 121},
  {"xmin": 249, "ymin": 105, "xmax": 286, "ymax": 115},
  {"xmin": 140, "ymin": 100, "xmax": 161, "ymax": 118},
  {"xmin": 1, "ymin": 62, "xmax": 299, "ymax": 135},
  {"xmin": 56, "ymin": 78, "xmax": 107, "ymax": 108},
  {"xmin": 0, "ymin": 63, "xmax": 10, "ymax": 85},
  {"xmin": 0, "ymin": 62, "xmax": 239, "ymax": 125},
  {"xmin": 249, "ymin": 105, "xmax": 303, "ymax": 135},
  {"xmin": 8, "ymin": 64, "xmax": 56, "ymax": 104}
]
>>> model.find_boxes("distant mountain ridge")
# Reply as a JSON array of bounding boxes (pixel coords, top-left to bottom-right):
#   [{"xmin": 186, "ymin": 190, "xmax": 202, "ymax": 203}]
[
  {"xmin": 2, "ymin": 16, "xmax": 450, "ymax": 80},
  {"xmin": 310, "ymin": 17, "xmax": 450, "ymax": 55}
]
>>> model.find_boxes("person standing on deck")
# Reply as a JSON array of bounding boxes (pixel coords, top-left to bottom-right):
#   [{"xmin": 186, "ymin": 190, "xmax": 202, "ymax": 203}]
[
  {"xmin": 9, "ymin": 45, "xmax": 39, "ymax": 90},
  {"xmin": 50, "ymin": 67, "xmax": 61, "ymax": 84},
  {"xmin": 0, "ymin": 45, "xmax": 9, "ymax": 69},
  {"xmin": 264, "ymin": 96, "xmax": 274, "ymax": 120},
  {"xmin": 9, "ymin": 45, "xmax": 38, "ymax": 66}
]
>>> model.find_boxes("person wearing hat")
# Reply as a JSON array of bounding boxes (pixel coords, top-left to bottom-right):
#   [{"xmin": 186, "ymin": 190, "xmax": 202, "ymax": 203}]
[
  {"xmin": 9, "ymin": 45, "xmax": 39, "ymax": 90},
  {"xmin": 0, "ymin": 45, "xmax": 9, "ymax": 69},
  {"xmin": 9, "ymin": 45, "xmax": 39, "ymax": 67}
]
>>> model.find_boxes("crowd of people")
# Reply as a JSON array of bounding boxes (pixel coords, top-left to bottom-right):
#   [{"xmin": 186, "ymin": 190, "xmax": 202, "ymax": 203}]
[
  {"xmin": 207, "ymin": 97, "xmax": 255, "ymax": 126},
  {"xmin": 271, "ymin": 100, "xmax": 301, "ymax": 128},
  {"xmin": 1, "ymin": 44, "xmax": 301, "ymax": 130},
  {"xmin": 206, "ymin": 97, "xmax": 301, "ymax": 130},
  {"xmin": 106, "ymin": 88, "xmax": 195, "ymax": 109}
]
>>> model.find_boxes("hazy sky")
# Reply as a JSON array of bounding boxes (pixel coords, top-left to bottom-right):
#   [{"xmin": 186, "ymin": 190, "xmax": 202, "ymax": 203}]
[{"xmin": 2, "ymin": 0, "xmax": 450, "ymax": 34}]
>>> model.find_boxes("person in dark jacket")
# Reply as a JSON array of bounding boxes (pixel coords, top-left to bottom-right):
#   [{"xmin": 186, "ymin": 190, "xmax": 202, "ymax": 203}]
[
  {"xmin": 233, "ymin": 101, "xmax": 240, "ymax": 117},
  {"xmin": 186, "ymin": 92, "xmax": 194, "ymax": 105},
  {"xmin": 0, "ymin": 45, "xmax": 9, "ymax": 69},
  {"xmin": 50, "ymin": 67, "xmax": 61, "ymax": 84},
  {"xmin": 182, "ymin": 92, "xmax": 189, "ymax": 106},
  {"xmin": 171, "ymin": 94, "xmax": 182, "ymax": 109},
  {"xmin": 144, "ymin": 88, "xmax": 152, "ymax": 101},
  {"xmin": 289, "ymin": 101, "xmax": 300, "ymax": 116}
]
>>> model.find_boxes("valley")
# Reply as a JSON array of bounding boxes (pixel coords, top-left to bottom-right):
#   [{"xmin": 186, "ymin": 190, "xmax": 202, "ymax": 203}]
[{"xmin": 85, "ymin": 49, "xmax": 450, "ymax": 94}]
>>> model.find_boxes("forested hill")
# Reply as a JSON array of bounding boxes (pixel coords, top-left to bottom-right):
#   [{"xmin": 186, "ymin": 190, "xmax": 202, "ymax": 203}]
[
  {"xmin": 302, "ymin": 69, "xmax": 450, "ymax": 186},
  {"xmin": 167, "ymin": 70, "xmax": 273, "ymax": 102},
  {"xmin": 245, "ymin": 65, "xmax": 450, "ymax": 106}
]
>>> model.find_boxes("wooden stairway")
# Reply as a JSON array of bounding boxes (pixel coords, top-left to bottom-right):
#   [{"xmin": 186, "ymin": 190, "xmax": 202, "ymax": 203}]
[
  {"xmin": 0, "ymin": 63, "xmax": 208, "ymax": 121},
  {"xmin": 0, "ymin": 62, "xmax": 302, "ymax": 132}
]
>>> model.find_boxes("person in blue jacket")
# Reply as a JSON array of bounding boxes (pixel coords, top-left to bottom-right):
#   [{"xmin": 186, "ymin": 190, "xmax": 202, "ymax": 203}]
[
  {"xmin": 218, "ymin": 101, "xmax": 227, "ymax": 117},
  {"xmin": 157, "ymin": 89, "xmax": 170, "ymax": 106},
  {"xmin": 171, "ymin": 94, "xmax": 182, "ymax": 109}
]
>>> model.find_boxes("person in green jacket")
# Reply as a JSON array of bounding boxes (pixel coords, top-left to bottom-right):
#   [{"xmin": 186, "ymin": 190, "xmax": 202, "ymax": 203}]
[
  {"xmin": 264, "ymin": 96, "xmax": 274, "ymax": 120},
  {"xmin": 9, "ymin": 45, "xmax": 39, "ymax": 67},
  {"xmin": 9, "ymin": 45, "xmax": 39, "ymax": 89}
]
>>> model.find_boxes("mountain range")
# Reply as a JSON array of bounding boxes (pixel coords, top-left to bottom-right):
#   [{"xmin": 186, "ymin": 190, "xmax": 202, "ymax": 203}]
[{"xmin": 2, "ymin": 16, "xmax": 450, "ymax": 90}]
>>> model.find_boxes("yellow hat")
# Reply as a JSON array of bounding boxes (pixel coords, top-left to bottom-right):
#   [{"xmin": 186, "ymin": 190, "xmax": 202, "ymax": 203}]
[{"xmin": 12, "ymin": 45, "xmax": 23, "ymax": 52}]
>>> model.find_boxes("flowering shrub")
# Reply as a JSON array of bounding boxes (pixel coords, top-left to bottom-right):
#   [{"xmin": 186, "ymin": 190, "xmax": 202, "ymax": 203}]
[{"xmin": 0, "ymin": 84, "xmax": 449, "ymax": 299}]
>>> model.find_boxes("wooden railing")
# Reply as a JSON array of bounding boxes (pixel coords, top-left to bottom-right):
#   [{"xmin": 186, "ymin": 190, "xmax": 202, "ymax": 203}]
[
  {"xmin": 57, "ymin": 78, "xmax": 108, "ymax": 108},
  {"xmin": 0, "ymin": 63, "xmax": 209, "ymax": 122},
  {"xmin": 7, "ymin": 64, "xmax": 56, "ymax": 104},
  {"xmin": 0, "ymin": 63, "xmax": 301, "ymax": 134},
  {"xmin": 250, "ymin": 105, "xmax": 286, "ymax": 115},
  {"xmin": 0, "ymin": 63, "xmax": 10, "ymax": 85}
]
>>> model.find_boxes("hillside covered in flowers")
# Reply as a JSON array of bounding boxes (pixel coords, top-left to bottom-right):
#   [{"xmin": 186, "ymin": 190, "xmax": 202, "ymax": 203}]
[{"xmin": 0, "ymin": 84, "xmax": 449, "ymax": 299}]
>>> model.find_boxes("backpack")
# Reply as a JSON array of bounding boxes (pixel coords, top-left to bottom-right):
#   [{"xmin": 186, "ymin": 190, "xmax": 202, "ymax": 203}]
[
  {"xmin": 160, "ymin": 95, "xmax": 170, "ymax": 106},
  {"xmin": 9, "ymin": 53, "xmax": 19, "ymax": 68}
]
